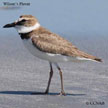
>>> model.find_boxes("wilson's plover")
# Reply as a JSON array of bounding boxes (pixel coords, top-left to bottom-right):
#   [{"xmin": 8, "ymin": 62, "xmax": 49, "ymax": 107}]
[{"xmin": 3, "ymin": 15, "xmax": 102, "ymax": 95}]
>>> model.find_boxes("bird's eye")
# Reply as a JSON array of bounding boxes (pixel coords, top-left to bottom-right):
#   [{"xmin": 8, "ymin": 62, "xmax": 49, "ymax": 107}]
[
  {"xmin": 21, "ymin": 19, "xmax": 26, "ymax": 22},
  {"xmin": 16, "ymin": 19, "xmax": 26, "ymax": 25}
]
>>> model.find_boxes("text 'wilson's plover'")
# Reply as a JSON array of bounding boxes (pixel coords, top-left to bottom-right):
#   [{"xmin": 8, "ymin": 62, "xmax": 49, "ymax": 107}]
[{"xmin": 3, "ymin": 15, "xmax": 102, "ymax": 95}]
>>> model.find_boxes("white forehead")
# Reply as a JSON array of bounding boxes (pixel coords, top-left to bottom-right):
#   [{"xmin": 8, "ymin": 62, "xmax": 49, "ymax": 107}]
[
  {"xmin": 18, "ymin": 18, "xmax": 24, "ymax": 21},
  {"xmin": 15, "ymin": 18, "xmax": 23, "ymax": 23},
  {"xmin": 18, "ymin": 17, "xmax": 30, "ymax": 21},
  {"xmin": 15, "ymin": 17, "xmax": 30, "ymax": 22}
]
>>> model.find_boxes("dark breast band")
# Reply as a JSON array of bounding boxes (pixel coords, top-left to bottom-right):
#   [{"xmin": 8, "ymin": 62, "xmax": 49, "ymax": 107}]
[{"xmin": 19, "ymin": 33, "xmax": 30, "ymax": 40}]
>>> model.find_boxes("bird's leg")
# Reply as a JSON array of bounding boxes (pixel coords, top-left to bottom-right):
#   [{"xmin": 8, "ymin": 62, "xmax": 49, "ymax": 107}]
[
  {"xmin": 55, "ymin": 63, "xmax": 66, "ymax": 96},
  {"xmin": 45, "ymin": 62, "xmax": 53, "ymax": 94}
]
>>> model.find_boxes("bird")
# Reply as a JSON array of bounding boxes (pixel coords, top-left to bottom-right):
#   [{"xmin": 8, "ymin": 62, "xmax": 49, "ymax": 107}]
[{"xmin": 3, "ymin": 15, "xmax": 102, "ymax": 95}]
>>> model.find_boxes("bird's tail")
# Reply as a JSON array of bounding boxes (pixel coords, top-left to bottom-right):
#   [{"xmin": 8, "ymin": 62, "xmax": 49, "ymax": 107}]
[
  {"xmin": 76, "ymin": 50, "xmax": 102, "ymax": 62},
  {"xmin": 93, "ymin": 57, "xmax": 102, "ymax": 62}
]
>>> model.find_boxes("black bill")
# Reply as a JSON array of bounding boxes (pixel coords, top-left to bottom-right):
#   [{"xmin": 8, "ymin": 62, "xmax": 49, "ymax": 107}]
[{"xmin": 3, "ymin": 22, "xmax": 16, "ymax": 28}]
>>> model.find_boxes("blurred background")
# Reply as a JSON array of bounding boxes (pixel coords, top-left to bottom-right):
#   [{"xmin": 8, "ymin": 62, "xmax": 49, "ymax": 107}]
[
  {"xmin": 0, "ymin": 0, "xmax": 108, "ymax": 36},
  {"xmin": 0, "ymin": 0, "xmax": 108, "ymax": 59}
]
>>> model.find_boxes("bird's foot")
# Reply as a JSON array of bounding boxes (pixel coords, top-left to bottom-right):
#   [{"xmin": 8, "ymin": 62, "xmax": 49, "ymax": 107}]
[
  {"xmin": 59, "ymin": 91, "xmax": 66, "ymax": 96},
  {"xmin": 44, "ymin": 90, "xmax": 49, "ymax": 94}
]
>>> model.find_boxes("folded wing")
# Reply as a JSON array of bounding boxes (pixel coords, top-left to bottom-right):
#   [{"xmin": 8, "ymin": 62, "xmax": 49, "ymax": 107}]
[{"xmin": 31, "ymin": 33, "xmax": 102, "ymax": 62}]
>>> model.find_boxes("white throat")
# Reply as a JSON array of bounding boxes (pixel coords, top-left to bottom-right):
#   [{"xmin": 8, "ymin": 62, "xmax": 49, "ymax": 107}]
[{"xmin": 15, "ymin": 23, "xmax": 40, "ymax": 33}]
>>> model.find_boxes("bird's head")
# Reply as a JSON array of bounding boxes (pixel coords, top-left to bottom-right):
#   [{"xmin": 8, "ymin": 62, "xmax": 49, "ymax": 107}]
[{"xmin": 3, "ymin": 15, "xmax": 40, "ymax": 33}]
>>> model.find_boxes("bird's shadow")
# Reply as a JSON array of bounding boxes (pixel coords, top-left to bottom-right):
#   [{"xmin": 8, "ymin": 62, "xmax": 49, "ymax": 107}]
[{"xmin": 0, "ymin": 91, "xmax": 86, "ymax": 96}]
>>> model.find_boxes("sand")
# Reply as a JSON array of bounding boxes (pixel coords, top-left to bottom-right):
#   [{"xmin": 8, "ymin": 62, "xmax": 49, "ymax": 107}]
[{"xmin": 0, "ymin": 35, "xmax": 107, "ymax": 108}]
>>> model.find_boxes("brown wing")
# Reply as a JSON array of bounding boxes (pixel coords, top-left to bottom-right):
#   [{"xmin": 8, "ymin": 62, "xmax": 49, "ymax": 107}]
[{"xmin": 31, "ymin": 33, "xmax": 102, "ymax": 62}]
